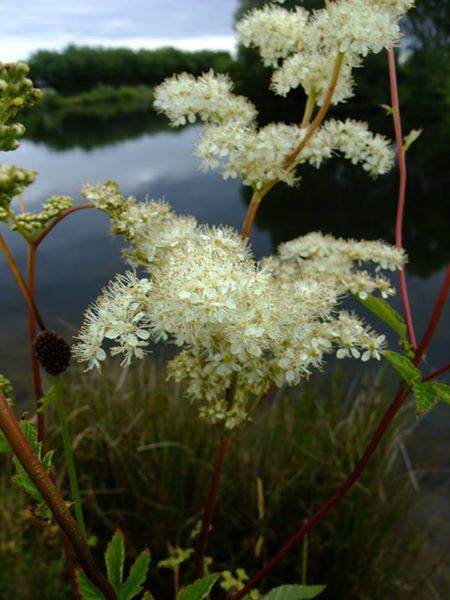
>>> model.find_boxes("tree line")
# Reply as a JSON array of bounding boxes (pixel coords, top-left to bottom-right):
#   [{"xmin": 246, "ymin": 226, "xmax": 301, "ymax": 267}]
[{"xmin": 27, "ymin": 45, "xmax": 234, "ymax": 95}]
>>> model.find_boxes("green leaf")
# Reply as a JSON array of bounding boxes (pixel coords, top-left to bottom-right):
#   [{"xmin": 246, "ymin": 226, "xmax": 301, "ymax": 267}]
[
  {"xmin": 105, "ymin": 530, "xmax": 125, "ymax": 593},
  {"xmin": 12, "ymin": 421, "xmax": 53, "ymax": 509},
  {"xmin": 403, "ymin": 128, "xmax": 423, "ymax": 152},
  {"xmin": 383, "ymin": 351, "xmax": 421, "ymax": 386},
  {"xmin": 120, "ymin": 549, "xmax": 151, "ymax": 600},
  {"xmin": 76, "ymin": 569, "xmax": 105, "ymax": 600},
  {"xmin": 412, "ymin": 381, "xmax": 438, "ymax": 413},
  {"xmin": 262, "ymin": 584, "xmax": 326, "ymax": 600},
  {"xmin": 0, "ymin": 432, "xmax": 10, "ymax": 453},
  {"xmin": 413, "ymin": 381, "xmax": 450, "ymax": 413},
  {"xmin": 357, "ymin": 296, "xmax": 407, "ymax": 340},
  {"xmin": 428, "ymin": 382, "xmax": 450, "ymax": 405},
  {"xmin": 177, "ymin": 574, "xmax": 219, "ymax": 600},
  {"xmin": 37, "ymin": 385, "xmax": 57, "ymax": 413}
]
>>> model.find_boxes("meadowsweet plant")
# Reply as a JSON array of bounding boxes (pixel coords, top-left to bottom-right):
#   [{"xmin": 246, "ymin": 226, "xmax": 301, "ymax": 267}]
[{"xmin": 0, "ymin": 1, "xmax": 450, "ymax": 599}]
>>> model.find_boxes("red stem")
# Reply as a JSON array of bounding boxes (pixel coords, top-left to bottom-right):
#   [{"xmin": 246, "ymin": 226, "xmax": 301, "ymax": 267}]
[
  {"xmin": 0, "ymin": 391, "xmax": 117, "ymax": 600},
  {"xmin": 34, "ymin": 203, "xmax": 94, "ymax": 247},
  {"xmin": 192, "ymin": 436, "xmax": 229, "ymax": 580},
  {"xmin": 414, "ymin": 265, "xmax": 450, "ymax": 364},
  {"xmin": 388, "ymin": 48, "xmax": 417, "ymax": 349},
  {"xmin": 423, "ymin": 362, "xmax": 450, "ymax": 383},
  {"xmin": 27, "ymin": 244, "xmax": 45, "ymax": 442}
]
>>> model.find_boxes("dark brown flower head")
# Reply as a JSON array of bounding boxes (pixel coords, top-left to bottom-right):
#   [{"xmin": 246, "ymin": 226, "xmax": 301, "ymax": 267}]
[{"xmin": 34, "ymin": 331, "xmax": 71, "ymax": 376}]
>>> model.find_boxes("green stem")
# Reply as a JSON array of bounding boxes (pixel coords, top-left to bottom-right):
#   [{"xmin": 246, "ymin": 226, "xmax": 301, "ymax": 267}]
[
  {"xmin": 54, "ymin": 376, "xmax": 87, "ymax": 540},
  {"xmin": 300, "ymin": 94, "xmax": 316, "ymax": 129}
]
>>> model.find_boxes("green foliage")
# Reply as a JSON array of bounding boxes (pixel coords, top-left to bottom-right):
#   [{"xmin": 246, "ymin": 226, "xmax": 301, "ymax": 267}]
[
  {"xmin": 261, "ymin": 585, "xmax": 326, "ymax": 600},
  {"xmin": 37, "ymin": 385, "xmax": 57, "ymax": 414},
  {"xmin": 106, "ymin": 530, "xmax": 126, "ymax": 592},
  {"xmin": 27, "ymin": 46, "xmax": 234, "ymax": 95},
  {"xmin": 78, "ymin": 530, "xmax": 151, "ymax": 600},
  {"xmin": 357, "ymin": 296, "xmax": 413, "ymax": 357},
  {"xmin": 11, "ymin": 420, "xmax": 53, "ymax": 519},
  {"xmin": 176, "ymin": 574, "xmax": 219, "ymax": 600},
  {"xmin": 403, "ymin": 128, "xmax": 423, "ymax": 152},
  {"xmin": 0, "ymin": 61, "xmax": 41, "ymax": 151},
  {"xmin": 383, "ymin": 351, "xmax": 450, "ymax": 413}
]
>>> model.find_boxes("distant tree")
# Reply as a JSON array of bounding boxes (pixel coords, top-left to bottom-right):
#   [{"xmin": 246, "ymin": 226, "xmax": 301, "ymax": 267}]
[{"xmin": 27, "ymin": 46, "xmax": 233, "ymax": 95}]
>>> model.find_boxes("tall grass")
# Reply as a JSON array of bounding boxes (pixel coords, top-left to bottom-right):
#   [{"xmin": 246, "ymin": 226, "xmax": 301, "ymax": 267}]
[{"xmin": 0, "ymin": 360, "xmax": 444, "ymax": 598}]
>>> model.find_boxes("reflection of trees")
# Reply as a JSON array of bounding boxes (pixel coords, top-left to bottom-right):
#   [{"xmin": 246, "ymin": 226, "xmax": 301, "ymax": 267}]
[{"xmin": 22, "ymin": 106, "xmax": 175, "ymax": 151}]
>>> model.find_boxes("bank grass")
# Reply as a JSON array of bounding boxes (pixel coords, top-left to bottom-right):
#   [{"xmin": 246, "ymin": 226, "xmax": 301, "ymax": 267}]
[{"xmin": 0, "ymin": 360, "xmax": 441, "ymax": 598}]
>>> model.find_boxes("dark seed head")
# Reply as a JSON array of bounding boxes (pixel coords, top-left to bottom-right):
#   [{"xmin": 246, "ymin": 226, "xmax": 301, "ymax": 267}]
[{"xmin": 34, "ymin": 331, "xmax": 71, "ymax": 376}]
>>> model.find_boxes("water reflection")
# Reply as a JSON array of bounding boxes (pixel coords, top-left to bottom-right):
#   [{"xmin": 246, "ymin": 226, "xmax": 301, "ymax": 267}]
[{"xmin": 0, "ymin": 112, "xmax": 448, "ymax": 398}]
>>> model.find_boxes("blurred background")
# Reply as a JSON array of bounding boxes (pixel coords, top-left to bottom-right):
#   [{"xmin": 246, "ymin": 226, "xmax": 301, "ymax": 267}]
[{"xmin": 0, "ymin": 1, "xmax": 449, "ymax": 598}]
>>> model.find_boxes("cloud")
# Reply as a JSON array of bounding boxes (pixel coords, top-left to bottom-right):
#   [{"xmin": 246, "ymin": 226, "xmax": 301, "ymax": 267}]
[{"xmin": 0, "ymin": 0, "xmax": 239, "ymax": 61}]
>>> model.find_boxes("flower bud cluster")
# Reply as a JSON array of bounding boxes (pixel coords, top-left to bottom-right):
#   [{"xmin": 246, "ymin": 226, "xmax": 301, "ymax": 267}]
[
  {"xmin": 0, "ymin": 62, "xmax": 41, "ymax": 151},
  {"xmin": 75, "ymin": 190, "xmax": 405, "ymax": 429},
  {"xmin": 9, "ymin": 195, "xmax": 73, "ymax": 239},
  {"xmin": 0, "ymin": 164, "xmax": 37, "ymax": 211}
]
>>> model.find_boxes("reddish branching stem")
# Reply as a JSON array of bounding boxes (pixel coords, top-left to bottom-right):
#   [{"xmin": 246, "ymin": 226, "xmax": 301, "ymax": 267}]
[
  {"xmin": 0, "ymin": 391, "xmax": 117, "ymax": 600},
  {"xmin": 192, "ymin": 436, "xmax": 229, "ymax": 580},
  {"xmin": 414, "ymin": 265, "xmax": 450, "ymax": 364},
  {"xmin": 388, "ymin": 48, "xmax": 417, "ymax": 349},
  {"xmin": 27, "ymin": 243, "xmax": 45, "ymax": 441}
]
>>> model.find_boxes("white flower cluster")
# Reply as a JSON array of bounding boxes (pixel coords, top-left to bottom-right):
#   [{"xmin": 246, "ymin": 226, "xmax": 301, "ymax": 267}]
[
  {"xmin": 75, "ymin": 195, "xmax": 405, "ymax": 429},
  {"xmin": 82, "ymin": 181, "xmax": 197, "ymax": 267},
  {"xmin": 153, "ymin": 0, "xmax": 408, "ymax": 192},
  {"xmin": 321, "ymin": 119, "xmax": 395, "ymax": 176},
  {"xmin": 236, "ymin": 0, "xmax": 413, "ymax": 105},
  {"xmin": 236, "ymin": 5, "xmax": 310, "ymax": 68},
  {"xmin": 153, "ymin": 71, "xmax": 257, "ymax": 127},
  {"xmin": 195, "ymin": 118, "xmax": 394, "ymax": 188},
  {"xmin": 73, "ymin": 273, "xmax": 153, "ymax": 370}
]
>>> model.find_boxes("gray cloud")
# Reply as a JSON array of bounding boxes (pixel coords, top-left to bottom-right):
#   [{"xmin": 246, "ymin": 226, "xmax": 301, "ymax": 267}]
[{"xmin": 1, "ymin": 0, "xmax": 240, "ymax": 61}]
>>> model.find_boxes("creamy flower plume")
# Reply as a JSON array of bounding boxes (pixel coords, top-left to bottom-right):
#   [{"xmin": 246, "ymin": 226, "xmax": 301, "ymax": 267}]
[
  {"xmin": 75, "ymin": 195, "xmax": 405, "ymax": 428},
  {"xmin": 153, "ymin": 71, "xmax": 257, "ymax": 127}
]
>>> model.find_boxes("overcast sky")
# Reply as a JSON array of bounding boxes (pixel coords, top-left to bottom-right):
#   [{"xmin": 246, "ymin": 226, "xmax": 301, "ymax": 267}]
[{"xmin": 1, "ymin": 0, "xmax": 241, "ymax": 62}]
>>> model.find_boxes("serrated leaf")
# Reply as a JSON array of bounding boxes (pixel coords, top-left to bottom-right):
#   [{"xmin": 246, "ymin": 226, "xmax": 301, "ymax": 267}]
[
  {"xmin": 0, "ymin": 432, "xmax": 10, "ymax": 453},
  {"xmin": 357, "ymin": 296, "xmax": 407, "ymax": 340},
  {"xmin": 120, "ymin": 549, "xmax": 151, "ymax": 600},
  {"xmin": 412, "ymin": 381, "xmax": 438, "ymax": 413},
  {"xmin": 383, "ymin": 351, "xmax": 421, "ymax": 386},
  {"xmin": 12, "ymin": 421, "xmax": 53, "ymax": 504},
  {"xmin": 177, "ymin": 574, "xmax": 219, "ymax": 600},
  {"xmin": 428, "ymin": 382, "xmax": 450, "ymax": 404},
  {"xmin": 403, "ymin": 128, "xmax": 423, "ymax": 152},
  {"xmin": 105, "ymin": 530, "xmax": 125, "ymax": 593},
  {"xmin": 37, "ymin": 385, "xmax": 57, "ymax": 414},
  {"xmin": 414, "ymin": 381, "xmax": 450, "ymax": 413},
  {"xmin": 262, "ymin": 584, "xmax": 326, "ymax": 600},
  {"xmin": 76, "ymin": 569, "xmax": 105, "ymax": 600}
]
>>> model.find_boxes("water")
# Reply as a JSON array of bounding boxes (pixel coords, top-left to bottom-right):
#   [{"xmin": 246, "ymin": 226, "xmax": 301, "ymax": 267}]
[{"xmin": 0, "ymin": 116, "xmax": 448, "ymax": 396}]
